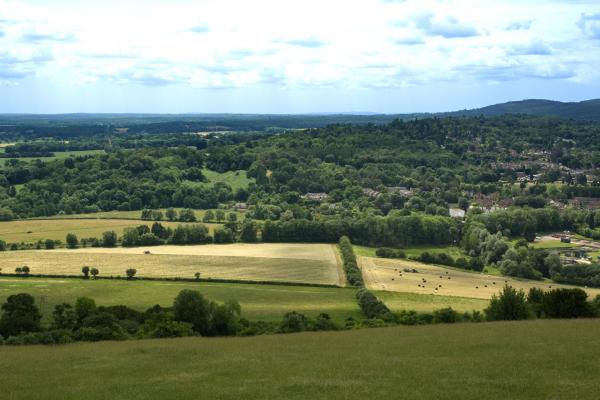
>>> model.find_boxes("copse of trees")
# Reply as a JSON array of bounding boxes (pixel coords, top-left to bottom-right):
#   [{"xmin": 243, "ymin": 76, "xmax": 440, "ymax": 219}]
[
  {"xmin": 338, "ymin": 236, "xmax": 363, "ymax": 286},
  {"xmin": 355, "ymin": 289, "xmax": 395, "ymax": 322}
]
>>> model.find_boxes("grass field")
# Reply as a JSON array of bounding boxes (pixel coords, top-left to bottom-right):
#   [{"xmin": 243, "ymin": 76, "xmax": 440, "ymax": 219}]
[
  {"xmin": 0, "ymin": 149, "xmax": 105, "ymax": 165},
  {"xmin": 0, "ymin": 243, "xmax": 344, "ymax": 285},
  {"xmin": 0, "ymin": 277, "xmax": 359, "ymax": 323},
  {"xmin": 0, "ymin": 219, "xmax": 221, "ymax": 243},
  {"xmin": 201, "ymin": 168, "xmax": 254, "ymax": 190},
  {"xmin": 1, "ymin": 320, "xmax": 600, "ymax": 399},
  {"xmin": 359, "ymin": 256, "xmax": 600, "ymax": 300}
]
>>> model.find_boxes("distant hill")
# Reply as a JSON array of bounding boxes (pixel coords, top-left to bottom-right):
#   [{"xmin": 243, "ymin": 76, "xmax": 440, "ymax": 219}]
[{"xmin": 447, "ymin": 99, "xmax": 600, "ymax": 121}]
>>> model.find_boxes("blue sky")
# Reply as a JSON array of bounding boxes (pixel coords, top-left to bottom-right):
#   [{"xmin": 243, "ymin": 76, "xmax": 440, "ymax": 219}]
[{"xmin": 0, "ymin": 0, "xmax": 599, "ymax": 113}]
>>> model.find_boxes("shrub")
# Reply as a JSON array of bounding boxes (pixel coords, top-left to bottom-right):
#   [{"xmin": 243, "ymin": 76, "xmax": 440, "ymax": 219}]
[
  {"xmin": 279, "ymin": 311, "xmax": 308, "ymax": 333},
  {"xmin": 375, "ymin": 247, "xmax": 406, "ymax": 259},
  {"xmin": 485, "ymin": 285, "xmax": 529, "ymax": 321},
  {"xmin": 432, "ymin": 307, "xmax": 460, "ymax": 323},
  {"xmin": 66, "ymin": 233, "xmax": 79, "ymax": 249},
  {"xmin": 102, "ymin": 231, "xmax": 118, "ymax": 247},
  {"xmin": 542, "ymin": 288, "xmax": 593, "ymax": 319},
  {"xmin": 356, "ymin": 289, "xmax": 394, "ymax": 321}
]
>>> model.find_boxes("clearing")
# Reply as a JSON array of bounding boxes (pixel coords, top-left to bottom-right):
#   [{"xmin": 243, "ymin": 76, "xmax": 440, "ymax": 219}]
[
  {"xmin": 358, "ymin": 256, "xmax": 600, "ymax": 300},
  {"xmin": 0, "ymin": 243, "xmax": 344, "ymax": 285},
  {"xmin": 1, "ymin": 320, "xmax": 599, "ymax": 399}
]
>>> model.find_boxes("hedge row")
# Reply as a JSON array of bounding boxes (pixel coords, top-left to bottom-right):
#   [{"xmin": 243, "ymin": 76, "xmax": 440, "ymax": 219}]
[
  {"xmin": 375, "ymin": 247, "xmax": 406, "ymax": 259},
  {"xmin": 355, "ymin": 288, "xmax": 394, "ymax": 321},
  {"xmin": 338, "ymin": 236, "xmax": 363, "ymax": 287},
  {"xmin": 0, "ymin": 273, "xmax": 341, "ymax": 289}
]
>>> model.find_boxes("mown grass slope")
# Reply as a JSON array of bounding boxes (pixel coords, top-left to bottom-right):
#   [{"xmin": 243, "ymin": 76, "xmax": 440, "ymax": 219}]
[{"xmin": 1, "ymin": 320, "xmax": 599, "ymax": 400}]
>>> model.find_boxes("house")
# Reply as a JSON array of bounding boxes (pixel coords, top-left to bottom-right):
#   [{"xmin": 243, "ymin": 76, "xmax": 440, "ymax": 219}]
[
  {"xmin": 233, "ymin": 202, "xmax": 248, "ymax": 210},
  {"xmin": 387, "ymin": 186, "xmax": 414, "ymax": 198},
  {"xmin": 568, "ymin": 197, "xmax": 600, "ymax": 210},
  {"xmin": 449, "ymin": 208, "xmax": 465, "ymax": 219},
  {"xmin": 302, "ymin": 192, "xmax": 328, "ymax": 202},
  {"xmin": 362, "ymin": 188, "xmax": 382, "ymax": 199}
]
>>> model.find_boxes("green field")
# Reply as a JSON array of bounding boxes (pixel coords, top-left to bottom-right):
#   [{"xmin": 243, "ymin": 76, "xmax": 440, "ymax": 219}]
[
  {"xmin": 201, "ymin": 168, "xmax": 254, "ymax": 190},
  {"xmin": 1, "ymin": 320, "xmax": 600, "ymax": 399},
  {"xmin": 0, "ymin": 277, "xmax": 360, "ymax": 323},
  {"xmin": 0, "ymin": 219, "xmax": 221, "ymax": 243},
  {"xmin": 0, "ymin": 149, "xmax": 105, "ymax": 165}
]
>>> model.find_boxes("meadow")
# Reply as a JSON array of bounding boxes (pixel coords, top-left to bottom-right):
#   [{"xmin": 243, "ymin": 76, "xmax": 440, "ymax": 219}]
[
  {"xmin": 1, "ymin": 320, "xmax": 600, "ymax": 399},
  {"xmin": 0, "ymin": 149, "xmax": 105, "ymax": 165},
  {"xmin": 0, "ymin": 243, "xmax": 343, "ymax": 285},
  {"xmin": 0, "ymin": 277, "xmax": 360, "ymax": 323},
  {"xmin": 0, "ymin": 219, "xmax": 221, "ymax": 243},
  {"xmin": 359, "ymin": 256, "xmax": 600, "ymax": 300}
]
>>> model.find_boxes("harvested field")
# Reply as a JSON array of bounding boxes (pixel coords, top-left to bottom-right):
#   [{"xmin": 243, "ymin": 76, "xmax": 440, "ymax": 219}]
[
  {"xmin": 359, "ymin": 256, "xmax": 600, "ymax": 300},
  {"xmin": 0, "ymin": 244, "xmax": 344, "ymax": 285},
  {"xmin": 0, "ymin": 219, "xmax": 220, "ymax": 243}
]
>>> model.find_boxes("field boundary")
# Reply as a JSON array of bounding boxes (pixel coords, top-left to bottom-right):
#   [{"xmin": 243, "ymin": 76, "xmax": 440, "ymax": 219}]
[
  {"xmin": 0, "ymin": 273, "xmax": 345, "ymax": 289},
  {"xmin": 331, "ymin": 244, "xmax": 347, "ymax": 287}
]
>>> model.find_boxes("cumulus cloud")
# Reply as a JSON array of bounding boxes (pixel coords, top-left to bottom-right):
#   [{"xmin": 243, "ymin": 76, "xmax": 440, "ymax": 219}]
[
  {"xmin": 189, "ymin": 24, "xmax": 210, "ymax": 34},
  {"xmin": 507, "ymin": 40, "xmax": 553, "ymax": 56},
  {"xmin": 277, "ymin": 37, "xmax": 327, "ymax": 47},
  {"xmin": 21, "ymin": 29, "xmax": 76, "ymax": 43},
  {"xmin": 414, "ymin": 13, "xmax": 479, "ymax": 38},
  {"xmin": 579, "ymin": 13, "xmax": 600, "ymax": 39},
  {"xmin": 394, "ymin": 36, "xmax": 425, "ymax": 45},
  {"xmin": 506, "ymin": 20, "xmax": 533, "ymax": 31}
]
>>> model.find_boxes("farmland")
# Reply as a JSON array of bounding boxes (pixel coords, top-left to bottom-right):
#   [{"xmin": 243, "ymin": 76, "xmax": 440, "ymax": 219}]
[
  {"xmin": 0, "ymin": 219, "xmax": 221, "ymax": 243},
  {"xmin": 0, "ymin": 149, "xmax": 105, "ymax": 165},
  {"xmin": 0, "ymin": 243, "xmax": 344, "ymax": 285},
  {"xmin": 29, "ymin": 208, "xmax": 244, "ymax": 221},
  {"xmin": 359, "ymin": 256, "xmax": 600, "ymax": 300},
  {"xmin": 0, "ymin": 277, "xmax": 360, "ymax": 323},
  {"xmin": 2, "ymin": 319, "xmax": 600, "ymax": 400}
]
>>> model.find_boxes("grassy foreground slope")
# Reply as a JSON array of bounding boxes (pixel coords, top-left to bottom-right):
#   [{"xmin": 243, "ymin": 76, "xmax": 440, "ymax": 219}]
[
  {"xmin": 0, "ymin": 278, "xmax": 360, "ymax": 323},
  {"xmin": 2, "ymin": 320, "xmax": 600, "ymax": 400}
]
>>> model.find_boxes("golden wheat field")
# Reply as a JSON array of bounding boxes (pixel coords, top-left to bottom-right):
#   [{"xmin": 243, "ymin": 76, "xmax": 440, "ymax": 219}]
[
  {"xmin": 0, "ymin": 219, "xmax": 220, "ymax": 243},
  {"xmin": 359, "ymin": 256, "xmax": 600, "ymax": 300},
  {"xmin": 0, "ymin": 244, "xmax": 344, "ymax": 285}
]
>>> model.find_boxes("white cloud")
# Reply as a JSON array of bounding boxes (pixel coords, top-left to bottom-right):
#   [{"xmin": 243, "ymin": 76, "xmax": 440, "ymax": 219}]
[{"xmin": 0, "ymin": 0, "xmax": 598, "ymax": 109}]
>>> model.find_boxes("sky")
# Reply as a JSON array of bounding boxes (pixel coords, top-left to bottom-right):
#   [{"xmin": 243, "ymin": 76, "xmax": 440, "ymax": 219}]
[{"xmin": 0, "ymin": 0, "xmax": 599, "ymax": 114}]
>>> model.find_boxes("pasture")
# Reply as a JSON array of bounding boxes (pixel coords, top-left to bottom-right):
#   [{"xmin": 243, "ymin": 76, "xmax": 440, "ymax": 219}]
[
  {"xmin": 0, "ymin": 277, "xmax": 360, "ymax": 323},
  {"xmin": 359, "ymin": 256, "xmax": 600, "ymax": 300},
  {"xmin": 0, "ymin": 219, "xmax": 220, "ymax": 243},
  {"xmin": 2, "ymin": 320, "xmax": 600, "ymax": 399},
  {"xmin": 0, "ymin": 149, "xmax": 105, "ymax": 165},
  {"xmin": 0, "ymin": 243, "xmax": 344, "ymax": 285}
]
